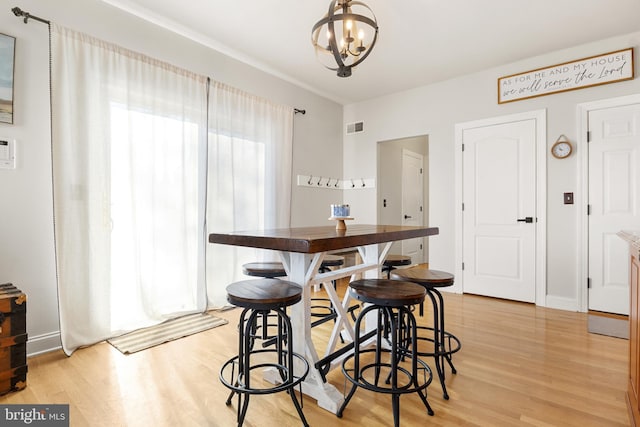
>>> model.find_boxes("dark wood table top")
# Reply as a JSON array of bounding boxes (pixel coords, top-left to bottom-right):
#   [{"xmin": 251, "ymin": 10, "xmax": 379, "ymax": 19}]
[{"xmin": 209, "ymin": 224, "xmax": 439, "ymax": 254}]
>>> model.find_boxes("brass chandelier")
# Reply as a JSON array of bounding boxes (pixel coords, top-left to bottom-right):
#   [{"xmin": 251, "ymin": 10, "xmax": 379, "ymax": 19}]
[{"xmin": 311, "ymin": 0, "xmax": 379, "ymax": 77}]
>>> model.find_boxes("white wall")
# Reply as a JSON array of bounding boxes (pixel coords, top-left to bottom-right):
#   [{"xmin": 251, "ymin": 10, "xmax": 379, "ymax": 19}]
[
  {"xmin": 0, "ymin": 6, "xmax": 58, "ymax": 356},
  {"xmin": 344, "ymin": 32, "xmax": 640, "ymax": 310},
  {"xmin": 0, "ymin": 0, "xmax": 342, "ymax": 355}
]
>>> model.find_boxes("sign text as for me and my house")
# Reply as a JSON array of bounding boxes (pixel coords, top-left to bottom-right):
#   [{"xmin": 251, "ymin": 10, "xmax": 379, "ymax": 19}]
[{"xmin": 498, "ymin": 48, "xmax": 634, "ymax": 104}]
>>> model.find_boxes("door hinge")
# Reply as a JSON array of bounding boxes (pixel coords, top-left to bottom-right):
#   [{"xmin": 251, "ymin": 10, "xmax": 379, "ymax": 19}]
[
  {"xmin": 587, "ymin": 204, "xmax": 591, "ymax": 215},
  {"xmin": 420, "ymin": 167, "xmax": 423, "ymax": 174},
  {"xmin": 462, "ymin": 143, "xmax": 465, "ymax": 152},
  {"xmin": 462, "ymin": 203, "xmax": 465, "ymax": 211},
  {"xmin": 420, "ymin": 244, "xmax": 423, "ymax": 250},
  {"xmin": 587, "ymin": 131, "xmax": 591, "ymax": 143},
  {"xmin": 420, "ymin": 206, "xmax": 423, "ymax": 212},
  {"xmin": 462, "ymin": 262, "xmax": 465, "ymax": 271},
  {"xmin": 587, "ymin": 277, "xmax": 592, "ymax": 288}
]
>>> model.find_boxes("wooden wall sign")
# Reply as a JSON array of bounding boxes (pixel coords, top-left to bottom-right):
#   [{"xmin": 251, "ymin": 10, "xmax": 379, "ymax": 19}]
[{"xmin": 498, "ymin": 47, "xmax": 634, "ymax": 104}]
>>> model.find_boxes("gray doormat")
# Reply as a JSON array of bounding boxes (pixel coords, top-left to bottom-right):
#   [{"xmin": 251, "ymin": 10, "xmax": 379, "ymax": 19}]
[
  {"xmin": 108, "ymin": 312, "xmax": 228, "ymax": 354},
  {"xmin": 587, "ymin": 314, "xmax": 628, "ymax": 340}
]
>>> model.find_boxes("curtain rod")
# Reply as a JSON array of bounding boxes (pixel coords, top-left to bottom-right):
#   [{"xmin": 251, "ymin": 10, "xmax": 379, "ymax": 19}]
[
  {"xmin": 11, "ymin": 7, "xmax": 303, "ymax": 119},
  {"xmin": 12, "ymin": 7, "xmax": 50, "ymax": 25}
]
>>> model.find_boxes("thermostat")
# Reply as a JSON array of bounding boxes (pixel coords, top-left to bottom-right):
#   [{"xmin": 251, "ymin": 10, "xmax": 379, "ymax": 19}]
[{"xmin": 0, "ymin": 138, "xmax": 16, "ymax": 169}]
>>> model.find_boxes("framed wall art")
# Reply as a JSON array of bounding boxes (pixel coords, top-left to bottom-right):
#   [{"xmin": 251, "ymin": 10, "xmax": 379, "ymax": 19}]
[
  {"xmin": 0, "ymin": 33, "xmax": 16, "ymax": 124},
  {"xmin": 498, "ymin": 47, "xmax": 634, "ymax": 104}
]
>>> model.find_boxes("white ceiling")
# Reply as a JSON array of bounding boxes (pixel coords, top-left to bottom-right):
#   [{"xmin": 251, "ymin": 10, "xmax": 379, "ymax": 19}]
[{"xmin": 102, "ymin": 0, "xmax": 640, "ymax": 105}]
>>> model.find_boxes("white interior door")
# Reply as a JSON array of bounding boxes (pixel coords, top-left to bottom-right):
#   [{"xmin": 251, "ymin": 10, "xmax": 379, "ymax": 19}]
[
  {"xmin": 401, "ymin": 149, "xmax": 424, "ymax": 263},
  {"xmin": 462, "ymin": 119, "xmax": 537, "ymax": 302},
  {"xmin": 588, "ymin": 104, "xmax": 640, "ymax": 315}
]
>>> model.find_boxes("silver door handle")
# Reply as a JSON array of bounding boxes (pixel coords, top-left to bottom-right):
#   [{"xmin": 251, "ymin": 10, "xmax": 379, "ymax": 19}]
[{"xmin": 517, "ymin": 217, "xmax": 534, "ymax": 223}]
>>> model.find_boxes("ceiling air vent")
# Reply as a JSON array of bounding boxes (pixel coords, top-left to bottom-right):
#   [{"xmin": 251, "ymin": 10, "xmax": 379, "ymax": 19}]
[{"xmin": 346, "ymin": 121, "xmax": 364, "ymax": 135}]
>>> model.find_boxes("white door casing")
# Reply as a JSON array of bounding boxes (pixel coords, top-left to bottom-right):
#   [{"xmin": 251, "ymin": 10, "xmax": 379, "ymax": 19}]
[
  {"xmin": 401, "ymin": 149, "xmax": 424, "ymax": 263},
  {"xmin": 455, "ymin": 110, "xmax": 546, "ymax": 304},
  {"xmin": 587, "ymin": 103, "xmax": 640, "ymax": 315}
]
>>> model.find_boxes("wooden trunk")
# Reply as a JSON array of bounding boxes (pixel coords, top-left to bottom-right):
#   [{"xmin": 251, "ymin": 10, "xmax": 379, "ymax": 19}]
[{"xmin": 0, "ymin": 283, "xmax": 27, "ymax": 395}]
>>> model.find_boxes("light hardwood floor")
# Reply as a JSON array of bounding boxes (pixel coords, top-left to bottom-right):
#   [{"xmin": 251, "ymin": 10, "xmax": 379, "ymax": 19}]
[{"xmin": 1, "ymin": 284, "xmax": 630, "ymax": 427}]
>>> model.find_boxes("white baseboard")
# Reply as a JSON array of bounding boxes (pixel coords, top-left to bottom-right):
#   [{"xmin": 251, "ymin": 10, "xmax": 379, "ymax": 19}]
[
  {"xmin": 545, "ymin": 295, "xmax": 581, "ymax": 312},
  {"xmin": 27, "ymin": 331, "xmax": 62, "ymax": 357}
]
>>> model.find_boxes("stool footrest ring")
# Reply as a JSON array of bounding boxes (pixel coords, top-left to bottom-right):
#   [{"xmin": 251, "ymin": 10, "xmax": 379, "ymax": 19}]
[
  {"xmin": 341, "ymin": 348, "xmax": 432, "ymax": 395},
  {"xmin": 412, "ymin": 326, "xmax": 462, "ymax": 357},
  {"xmin": 219, "ymin": 350, "xmax": 308, "ymax": 395}
]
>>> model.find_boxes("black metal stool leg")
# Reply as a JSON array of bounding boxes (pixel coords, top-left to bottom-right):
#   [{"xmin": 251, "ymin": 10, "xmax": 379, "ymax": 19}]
[
  {"xmin": 240, "ymin": 309, "xmax": 262, "ymax": 426},
  {"xmin": 237, "ymin": 394, "xmax": 250, "ymax": 427},
  {"xmin": 226, "ymin": 308, "xmax": 251, "ymax": 406},
  {"xmin": 391, "ymin": 394, "xmax": 401, "ymax": 427},
  {"xmin": 426, "ymin": 288, "xmax": 449, "ymax": 400},
  {"xmin": 337, "ymin": 383, "xmax": 358, "ymax": 418},
  {"xmin": 389, "ymin": 307, "xmax": 401, "ymax": 427},
  {"xmin": 433, "ymin": 288, "xmax": 458, "ymax": 374},
  {"xmin": 276, "ymin": 308, "xmax": 309, "ymax": 427},
  {"xmin": 404, "ymin": 305, "xmax": 435, "ymax": 416},
  {"xmin": 337, "ymin": 306, "xmax": 367, "ymax": 418}
]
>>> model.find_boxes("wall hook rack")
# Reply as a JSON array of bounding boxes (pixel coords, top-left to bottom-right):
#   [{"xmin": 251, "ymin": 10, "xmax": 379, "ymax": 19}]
[{"xmin": 296, "ymin": 175, "xmax": 375, "ymax": 190}]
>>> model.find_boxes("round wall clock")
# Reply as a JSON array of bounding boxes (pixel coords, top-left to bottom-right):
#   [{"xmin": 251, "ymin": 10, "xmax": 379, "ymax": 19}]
[{"xmin": 551, "ymin": 137, "xmax": 572, "ymax": 159}]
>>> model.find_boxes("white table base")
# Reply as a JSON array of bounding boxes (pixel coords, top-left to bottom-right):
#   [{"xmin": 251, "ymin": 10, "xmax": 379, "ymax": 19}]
[{"xmin": 273, "ymin": 242, "xmax": 392, "ymax": 414}]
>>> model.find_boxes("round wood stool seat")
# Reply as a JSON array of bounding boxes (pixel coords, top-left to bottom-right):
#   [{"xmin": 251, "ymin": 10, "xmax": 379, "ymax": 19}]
[
  {"xmin": 349, "ymin": 278, "xmax": 425, "ymax": 307},
  {"xmin": 391, "ymin": 266, "xmax": 454, "ymax": 288},
  {"xmin": 220, "ymin": 278, "xmax": 308, "ymax": 426},
  {"xmin": 338, "ymin": 278, "xmax": 434, "ymax": 426},
  {"xmin": 242, "ymin": 262, "xmax": 286, "ymax": 278},
  {"xmin": 391, "ymin": 264, "xmax": 461, "ymax": 400},
  {"xmin": 382, "ymin": 255, "xmax": 412, "ymax": 278},
  {"xmin": 226, "ymin": 278, "xmax": 301, "ymax": 309}
]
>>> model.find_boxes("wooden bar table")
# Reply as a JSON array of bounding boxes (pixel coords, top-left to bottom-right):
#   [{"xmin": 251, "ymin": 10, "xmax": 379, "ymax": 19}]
[{"xmin": 209, "ymin": 224, "xmax": 439, "ymax": 413}]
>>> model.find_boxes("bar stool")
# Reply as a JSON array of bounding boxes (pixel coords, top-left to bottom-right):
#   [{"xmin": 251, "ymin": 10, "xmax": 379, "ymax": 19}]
[
  {"xmin": 219, "ymin": 278, "xmax": 309, "ymax": 427},
  {"xmin": 382, "ymin": 255, "xmax": 412, "ymax": 278},
  {"xmin": 242, "ymin": 262, "xmax": 286, "ymax": 278},
  {"xmin": 241, "ymin": 262, "xmax": 287, "ymax": 345},
  {"xmin": 391, "ymin": 265, "xmax": 461, "ymax": 400},
  {"xmin": 337, "ymin": 279, "xmax": 434, "ymax": 427}
]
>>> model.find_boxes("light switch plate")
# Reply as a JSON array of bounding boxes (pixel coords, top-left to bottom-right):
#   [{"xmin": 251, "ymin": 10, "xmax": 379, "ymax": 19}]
[{"xmin": 564, "ymin": 192, "xmax": 574, "ymax": 204}]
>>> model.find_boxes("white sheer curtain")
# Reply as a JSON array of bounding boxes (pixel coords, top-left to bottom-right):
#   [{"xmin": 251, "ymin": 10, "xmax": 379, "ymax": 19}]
[
  {"xmin": 51, "ymin": 25, "xmax": 208, "ymax": 354},
  {"xmin": 206, "ymin": 83, "xmax": 293, "ymax": 307}
]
